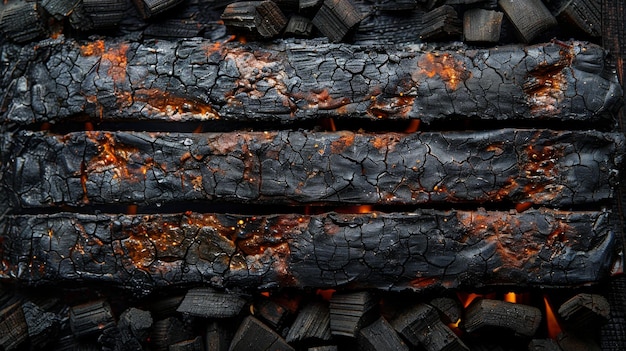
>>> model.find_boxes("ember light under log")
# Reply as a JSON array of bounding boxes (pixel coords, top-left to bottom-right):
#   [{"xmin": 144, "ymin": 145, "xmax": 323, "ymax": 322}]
[{"xmin": 0, "ymin": 0, "xmax": 625, "ymax": 350}]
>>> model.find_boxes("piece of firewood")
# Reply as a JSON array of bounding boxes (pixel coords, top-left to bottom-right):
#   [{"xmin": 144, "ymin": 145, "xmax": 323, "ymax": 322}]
[
  {"xmin": 358, "ymin": 317, "xmax": 409, "ymax": 351},
  {"xmin": 133, "ymin": 0, "xmax": 184, "ymax": 18},
  {"xmin": 222, "ymin": 1, "xmax": 287, "ymax": 38},
  {"xmin": 420, "ymin": 5, "xmax": 462, "ymax": 41},
  {"xmin": 69, "ymin": 300, "xmax": 116, "ymax": 338},
  {"xmin": 2, "ymin": 129, "xmax": 622, "ymax": 208},
  {"xmin": 285, "ymin": 15, "xmax": 314, "ymax": 36},
  {"xmin": 151, "ymin": 317, "xmax": 193, "ymax": 351},
  {"xmin": 311, "ymin": 0, "xmax": 364, "ymax": 42},
  {"xmin": 22, "ymin": 301, "xmax": 60, "ymax": 349},
  {"xmin": 0, "ymin": 209, "xmax": 616, "ymax": 293},
  {"xmin": 147, "ymin": 295, "xmax": 185, "ymax": 319},
  {"xmin": 80, "ymin": 0, "xmax": 127, "ymax": 29},
  {"xmin": 252, "ymin": 297, "xmax": 290, "ymax": 329},
  {"xmin": 0, "ymin": 302, "xmax": 28, "ymax": 351},
  {"xmin": 555, "ymin": 0, "xmax": 601, "ymax": 37},
  {"xmin": 498, "ymin": 0, "xmax": 557, "ymax": 43},
  {"xmin": 329, "ymin": 291, "xmax": 378, "ymax": 338},
  {"xmin": 41, "ymin": 0, "xmax": 81, "ymax": 19},
  {"xmin": 463, "ymin": 9, "xmax": 503, "ymax": 43},
  {"xmin": 0, "ymin": 1, "xmax": 47, "ymax": 43},
  {"xmin": 206, "ymin": 321, "xmax": 230, "ymax": 351},
  {"xmin": 119, "ymin": 307, "xmax": 153, "ymax": 340},
  {"xmin": 177, "ymin": 288, "xmax": 247, "ymax": 318},
  {"xmin": 463, "ymin": 299, "xmax": 542, "ymax": 338},
  {"xmin": 0, "ymin": 39, "xmax": 619, "ymax": 125},
  {"xmin": 430, "ymin": 297, "xmax": 462, "ymax": 325},
  {"xmin": 557, "ymin": 331, "xmax": 601, "ymax": 351},
  {"xmin": 286, "ymin": 301, "xmax": 332, "ymax": 343},
  {"xmin": 390, "ymin": 303, "xmax": 469, "ymax": 351},
  {"xmin": 229, "ymin": 316, "xmax": 294, "ymax": 351},
  {"xmin": 557, "ymin": 293, "xmax": 611, "ymax": 331}
]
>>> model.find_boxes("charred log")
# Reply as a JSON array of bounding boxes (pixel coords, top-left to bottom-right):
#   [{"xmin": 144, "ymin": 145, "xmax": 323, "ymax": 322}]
[
  {"xmin": 0, "ymin": 209, "xmax": 615, "ymax": 293},
  {"xmin": 0, "ymin": 39, "xmax": 620, "ymax": 125},
  {"xmin": 1, "ymin": 129, "xmax": 622, "ymax": 209}
]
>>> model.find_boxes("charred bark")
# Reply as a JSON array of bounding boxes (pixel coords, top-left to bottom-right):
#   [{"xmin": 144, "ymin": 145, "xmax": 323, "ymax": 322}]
[
  {"xmin": 0, "ymin": 209, "xmax": 615, "ymax": 293},
  {"xmin": 0, "ymin": 38, "xmax": 620, "ymax": 125},
  {"xmin": 1, "ymin": 129, "xmax": 622, "ymax": 209}
]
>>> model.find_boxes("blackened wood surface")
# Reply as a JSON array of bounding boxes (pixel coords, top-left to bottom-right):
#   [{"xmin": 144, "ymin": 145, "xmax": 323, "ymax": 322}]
[
  {"xmin": 0, "ymin": 38, "xmax": 620, "ymax": 125},
  {"xmin": 1, "ymin": 129, "xmax": 622, "ymax": 208},
  {"xmin": 0, "ymin": 209, "xmax": 615, "ymax": 292}
]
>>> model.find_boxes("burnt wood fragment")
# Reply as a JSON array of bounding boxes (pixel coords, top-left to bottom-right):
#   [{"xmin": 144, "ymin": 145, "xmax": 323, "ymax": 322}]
[
  {"xmin": 41, "ymin": 0, "xmax": 81, "ymax": 20},
  {"xmin": 358, "ymin": 317, "xmax": 409, "ymax": 351},
  {"xmin": 222, "ymin": 1, "xmax": 287, "ymax": 38},
  {"xmin": 119, "ymin": 308, "xmax": 153, "ymax": 340},
  {"xmin": 463, "ymin": 299, "xmax": 542, "ymax": 338},
  {"xmin": 463, "ymin": 9, "xmax": 503, "ymax": 43},
  {"xmin": 22, "ymin": 301, "xmax": 60, "ymax": 349},
  {"xmin": 229, "ymin": 316, "xmax": 294, "ymax": 351},
  {"xmin": 0, "ymin": 1, "xmax": 47, "ymax": 43},
  {"xmin": 528, "ymin": 339, "xmax": 562, "ymax": 351},
  {"xmin": 133, "ymin": 0, "xmax": 184, "ymax": 18},
  {"xmin": 0, "ymin": 209, "xmax": 616, "ymax": 292},
  {"xmin": 307, "ymin": 347, "xmax": 337, "ymax": 351},
  {"xmin": 69, "ymin": 300, "xmax": 116, "ymax": 338},
  {"xmin": 151, "ymin": 317, "xmax": 193, "ymax": 351},
  {"xmin": 557, "ymin": 293, "xmax": 610, "ymax": 331},
  {"xmin": 390, "ymin": 303, "xmax": 469, "ymax": 351},
  {"xmin": 311, "ymin": 0, "xmax": 363, "ymax": 42},
  {"xmin": 206, "ymin": 321, "xmax": 230, "ymax": 351},
  {"xmin": 177, "ymin": 288, "xmax": 247, "ymax": 318},
  {"xmin": 285, "ymin": 15, "xmax": 314, "ymax": 37},
  {"xmin": 498, "ymin": 0, "xmax": 557, "ymax": 43},
  {"xmin": 429, "ymin": 297, "xmax": 462, "ymax": 325},
  {"xmin": 0, "ymin": 302, "xmax": 28, "ymax": 350},
  {"xmin": 252, "ymin": 297, "xmax": 290, "ymax": 329},
  {"xmin": 0, "ymin": 39, "xmax": 620, "ymax": 124},
  {"xmin": 420, "ymin": 5, "xmax": 462, "ymax": 41},
  {"xmin": 80, "ymin": 0, "xmax": 127, "ymax": 29},
  {"xmin": 555, "ymin": 0, "xmax": 601, "ymax": 37},
  {"xmin": 147, "ymin": 295, "xmax": 185, "ymax": 319},
  {"xmin": 286, "ymin": 301, "xmax": 332, "ymax": 343},
  {"xmin": 557, "ymin": 331, "xmax": 601, "ymax": 351},
  {"xmin": 329, "ymin": 291, "xmax": 377, "ymax": 338},
  {"xmin": 1, "ymin": 130, "xmax": 622, "ymax": 208}
]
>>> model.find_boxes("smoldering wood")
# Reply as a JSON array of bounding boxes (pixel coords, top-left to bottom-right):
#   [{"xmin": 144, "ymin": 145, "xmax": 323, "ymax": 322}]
[
  {"xmin": 69, "ymin": 300, "xmax": 116, "ymax": 338},
  {"xmin": 0, "ymin": 302, "xmax": 28, "ymax": 350},
  {"xmin": 463, "ymin": 9, "xmax": 503, "ymax": 43},
  {"xmin": 0, "ymin": 209, "xmax": 614, "ymax": 295},
  {"xmin": 329, "ymin": 291, "xmax": 378, "ymax": 338},
  {"xmin": 176, "ymin": 287, "xmax": 247, "ymax": 318},
  {"xmin": 229, "ymin": 316, "xmax": 294, "ymax": 351},
  {"xmin": 555, "ymin": 0, "xmax": 601, "ymax": 38},
  {"xmin": 1, "ymin": 129, "xmax": 622, "ymax": 209},
  {"xmin": 390, "ymin": 303, "xmax": 469, "ymax": 351},
  {"xmin": 0, "ymin": 38, "xmax": 620, "ymax": 126},
  {"xmin": 358, "ymin": 317, "xmax": 409, "ymax": 351},
  {"xmin": 557, "ymin": 293, "xmax": 610, "ymax": 331},
  {"xmin": 498, "ymin": 0, "xmax": 557, "ymax": 43},
  {"xmin": 286, "ymin": 301, "xmax": 332, "ymax": 343},
  {"xmin": 463, "ymin": 299, "xmax": 542, "ymax": 338},
  {"xmin": 22, "ymin": 301, "xmax": 61, "ymax": 349}
]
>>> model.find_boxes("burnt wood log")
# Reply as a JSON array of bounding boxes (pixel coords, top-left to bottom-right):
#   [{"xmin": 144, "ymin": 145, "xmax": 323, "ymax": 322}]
[
  {"xmin": 555, "ymin": 0, "xmax": 601, "ymax": 38},
  {"xmin": 229, "ymin": 316, "xmax": 294, "ymax": 351},
  {"xmin": 358, "ymin": 317, "xmax": 409, "ymax": 351},
  {"xmin": 557, "ymin": 293, "xmax": 610, "ymax": 331},
  {"xmin": 420, "ymin": 5, "xmax": 462, "ymax": 41},
  {"xmin": 176, "ymin": 287, "xmax": 247, "ymax": 318},
  {"xmin": 1, "ymin": 129, "xmax": 622, "ymax": 209},
  {"xmin": 286, "ymin": 301, "xmax": 332, "ymax": 343},
  {"xmin": 69, "ymin": 300, "xmax": 116, "ymax": 338},
  {"xmin": 0, "ymin": 38, "xmax": 620, "ymax": 125},
  {"xmin": 0, "ymin": 209, "xmax": 615, "ymax": 292},
  {"xmin": 463, "ymin": 9, "xmax": 503, "ymax": 43},
  {"xmin": 329, "ymin": 291, "xmax": 377, "ymax": 338},
  {"xmin": 463, "ymin": 299, "xmax": 542, "ymax": 338},
  {"xmin": 498, "ymin": 0, "xmax": 557, "ymax": 43}
]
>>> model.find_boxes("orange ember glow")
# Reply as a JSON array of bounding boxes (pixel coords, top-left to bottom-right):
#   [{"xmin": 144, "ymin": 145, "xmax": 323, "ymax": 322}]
[
  {"xmin": 457, "ymin": 292, "xmax": 483, "ymax": 308},
  {"xmin": 417, "ymin": 53, "xmax": 469, "ymax": 91},
  {"xmin": 405, "ymin": 119, "xmax": 421, "ymax": 133},
  {"xmin": 132, "ymin": 88, "xmax": 219, "ymax": 119},
  {"xmin": 544, "ymin": 296, "xmax": 562, "ymax": 339},
  {"xmin": 80, "ymin": 40, "xmax": 129, "ymax": 83},
  {"xmin": 127, "ymin": 204, "xmax": 138, "ymax": 215},
  {"xmin": 516, "ymin": 202, "xmax": 533, "ymax": 213},
  {"xmin": 504, "ymin": 292, "xmax": 517, "ymax": 304},
  {"xmin": 316, "ymin": 289, "xmax": 336, "ymax": 301}
]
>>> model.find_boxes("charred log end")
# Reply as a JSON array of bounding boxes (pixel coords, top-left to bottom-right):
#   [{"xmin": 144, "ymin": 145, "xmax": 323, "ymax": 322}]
[
  {"xmin": 0, "ymin": 1, "xmax": 48, "ymax": 43},
  {"xmin": 463, "ymin": 9, "xmax": 503, "ymax": 44},
  {"xmin": 498, "ymin": 0, "xmax": 557, "ymax": 43},
  {"xmin": 311, "ymin": 0, "xmax": 363, "ymax": 43}
]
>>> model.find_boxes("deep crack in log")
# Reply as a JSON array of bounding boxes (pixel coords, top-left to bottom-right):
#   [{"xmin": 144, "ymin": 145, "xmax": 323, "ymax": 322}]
[
  {"xmin": 0, "ymin": 38, "xmax": 621, "ymax": 125},
  {"xmin": 0, "ymin": 209, "xmax": 615, "ymax": 293}
]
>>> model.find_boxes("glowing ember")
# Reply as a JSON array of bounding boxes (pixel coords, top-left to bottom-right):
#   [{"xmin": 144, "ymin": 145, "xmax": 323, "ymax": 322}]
[
  {"xmin": 316, "ymin": 289, "xmax": 336, "ymax": 301},
  {"xmin": 504, "ymin": 292, "xmax": 517, "ymax": 304},
  {"xmin": 457, "ymin": 292, "xmax": 483, "ymax": 308},
  {"xmin": 416, "ymin": 53, "xmax": 470, "ymax": 90}
]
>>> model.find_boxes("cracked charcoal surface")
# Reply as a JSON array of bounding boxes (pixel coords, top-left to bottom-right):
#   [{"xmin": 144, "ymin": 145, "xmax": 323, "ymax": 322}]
[
  {"xmin": 0, "ymin": 38, "xmax": 621, "ymax": 125},
  {"xmin": 0, "ymin": 130, "xmax": 623, "ymax": 208},
  {"xmin": 0, "ymin": 209, "xmax": 615, "ymax": 293}
]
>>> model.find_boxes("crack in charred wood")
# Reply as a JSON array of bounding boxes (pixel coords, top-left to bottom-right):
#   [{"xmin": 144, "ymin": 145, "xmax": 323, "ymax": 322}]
[
  {"xmin": 0, "ymin": 129, "xmax": 622, "ymax": 209},
  {"xmin": 0, "ymin": 209, "xmax": 615, "ymax": 293},
  {"xmin": 0, "ymin": 38, "xmax": 621, "ymax": 125}
]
